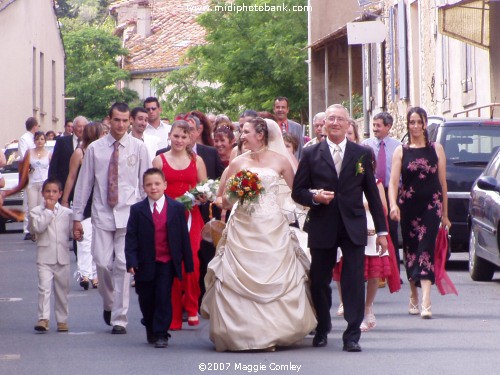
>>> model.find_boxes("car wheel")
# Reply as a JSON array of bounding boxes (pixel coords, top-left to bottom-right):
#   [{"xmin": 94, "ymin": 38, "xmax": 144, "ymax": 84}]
[{"xmin": 469, "ymin": 229, "xmax": 495, "ymax": 281}]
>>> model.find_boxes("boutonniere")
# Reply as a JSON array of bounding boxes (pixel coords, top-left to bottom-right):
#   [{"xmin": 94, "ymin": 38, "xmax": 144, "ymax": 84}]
[{"xmin": 355, "ymin": 155, "xmax": 365, "ymax": 176}]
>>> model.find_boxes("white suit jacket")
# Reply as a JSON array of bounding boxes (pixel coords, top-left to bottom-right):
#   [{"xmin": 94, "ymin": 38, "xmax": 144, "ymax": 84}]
[{"xmin": 29, "ymin": 204, "xmax": 73, "ymax": 265}]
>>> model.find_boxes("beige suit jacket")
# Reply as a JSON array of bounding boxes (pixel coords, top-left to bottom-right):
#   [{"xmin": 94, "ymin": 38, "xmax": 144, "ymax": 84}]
[{"xmin": 29, "ymin": 204, "xmax": 73, "ymax": 265}]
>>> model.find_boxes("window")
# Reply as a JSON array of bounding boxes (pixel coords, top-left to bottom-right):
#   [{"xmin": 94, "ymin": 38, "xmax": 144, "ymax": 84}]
[
  {"xmin": 32, "ymin": 47, "xmax": 37, "ymax": 111},
  {"xmin": 461, "ymin": 43, "xmax": 476, "ymax": 106},
  {"xmin": 40, "ymin": 52, "xmax": 45, "ymax": 115},
  {"xmin": 52, "ymin": 60, "xmax": 57, "ymax": 121}
]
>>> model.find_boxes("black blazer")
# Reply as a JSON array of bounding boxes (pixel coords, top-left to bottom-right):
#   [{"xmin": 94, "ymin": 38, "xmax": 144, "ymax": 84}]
[
  {"xmin": 292, "ymin": 140, "xmax": 387, "ymax": 248},
  {"xmin": 156, "ymin": 144, "xmax": 225, "ymax": 222},
  {"xmin": 125, "ymin": 195, "xmax": 194, "ymax": 282},
  {"xmin": 48, "ymin": 135, "xmax": 74, "ymax": 197}
]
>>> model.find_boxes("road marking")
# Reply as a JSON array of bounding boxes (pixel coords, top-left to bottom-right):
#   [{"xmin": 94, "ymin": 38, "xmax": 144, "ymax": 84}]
[
  {"xmin": 0, "ymin": 354, "xmax": 21, "ymax": 360},
  {"xmin": 0, "ymin": 249, "xmax": 25, "ymax": 253},
  {"xmin": 0, "ymin": 298, "xmax": 22, "ymax": 302},
  {"xmin": 68, "ymin": 293, "xmax": 90, "ymax": 298},
  {"xmin": 68, "ymin": 331, "xmax": 96, "ymax": 335}
]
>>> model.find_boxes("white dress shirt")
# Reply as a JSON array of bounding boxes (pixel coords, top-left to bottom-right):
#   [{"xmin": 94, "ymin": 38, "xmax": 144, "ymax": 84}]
[
  {"xmin": 144, "ymin": 121, "xmax": 171, "ymax": 150},
  {"xmin": 18, "ymin": 131, "xmax": 35, "ymax": 158},
  {"xmin": 72, "ymin": 133, "xmax": 150, "ymax": 230},
  {"xmin": 148, "ymin": 194, "xmax": 165, "ymax": 214}
]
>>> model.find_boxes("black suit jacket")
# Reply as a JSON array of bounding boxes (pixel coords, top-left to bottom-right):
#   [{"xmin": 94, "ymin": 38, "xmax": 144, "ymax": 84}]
[
  {"xmin": 48, "ymin": 135, "xmax": 74, "ymax": 197},
  {"xmin": 156, "ymin": 144, "xmax": 225, "ymax": 222},
  {"xmin": 125, "ymin": 195, "xmax": 194, "ymax": 282},
  {"xmin": 292, "ymin": 140, "xmax": 387, "ymax": 248}
]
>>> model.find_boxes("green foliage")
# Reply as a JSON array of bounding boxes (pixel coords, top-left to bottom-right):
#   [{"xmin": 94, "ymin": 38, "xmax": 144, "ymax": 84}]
[
  {"xmin": 55, "ymin": 0, "xmax": 110, "ymax": 24},
  {"xmin": 152, "ymin": 64, "xmax": 233, "ymax": 120},
  {"xmin": 153, "ymin": 0, "xmax": 308, "ymax": 121},
  {"xmin": 61, "ymin": 20, "xmax": 138, "ymax": 120},
  {"xmin": 342, "ymin": 93, "xmax": 364, "ymax": 119}
]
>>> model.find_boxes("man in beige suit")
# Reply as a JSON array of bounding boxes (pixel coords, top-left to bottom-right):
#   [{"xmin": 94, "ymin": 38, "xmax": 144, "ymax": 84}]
[{"xmin": 30, "ymin": 178, "xmax": 73, "ymax": 333}]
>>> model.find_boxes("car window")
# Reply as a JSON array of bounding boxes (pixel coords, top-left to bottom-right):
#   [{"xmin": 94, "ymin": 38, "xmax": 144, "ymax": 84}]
[
  {"xmin": 484, "ymin": 151, "xmax": 500, "ymax": 178},
  {"xmin": 442, "ymin": 127, "xmax": 500, "ymax": 162}
]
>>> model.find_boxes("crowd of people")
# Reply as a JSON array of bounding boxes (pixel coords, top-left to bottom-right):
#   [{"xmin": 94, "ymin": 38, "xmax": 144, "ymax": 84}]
[{"xmin": 0, "ymin": 97, "xmax": 455, "ymax": 352}]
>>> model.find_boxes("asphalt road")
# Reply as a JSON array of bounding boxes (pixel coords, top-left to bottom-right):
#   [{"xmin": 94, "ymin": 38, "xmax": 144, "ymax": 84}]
[{"xmin": 1, "ymin": 228, "xmax": 500, "ymax": 375}]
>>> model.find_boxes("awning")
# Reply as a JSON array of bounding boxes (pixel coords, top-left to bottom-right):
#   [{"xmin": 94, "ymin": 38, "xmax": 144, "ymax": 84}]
[{"xmin": 438, "ymin": 0, "xmax": 490, "ymax": 50}]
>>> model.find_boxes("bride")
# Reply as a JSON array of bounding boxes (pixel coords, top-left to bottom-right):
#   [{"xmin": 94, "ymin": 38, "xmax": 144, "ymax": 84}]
[{"xmin": 200, "ymin": 117, "xmax": 316, "ymax": 352}]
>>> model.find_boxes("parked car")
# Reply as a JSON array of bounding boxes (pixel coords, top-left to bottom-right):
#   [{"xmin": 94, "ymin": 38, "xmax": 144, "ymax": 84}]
[
  {"xmin": 468, "ymin": 148, "xmax": 500, "ymax": 281},
  {"xmin": 403, "ymin": 118, "xmax": 500, "ymax": 252},
  {"xmin": 0, "ymin": 140, "xmax": 56, "ymax": 233}
]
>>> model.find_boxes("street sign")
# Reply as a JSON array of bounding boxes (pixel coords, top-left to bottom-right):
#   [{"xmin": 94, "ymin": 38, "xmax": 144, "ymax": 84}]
[{"xmin": 347, "ymin": 20, "xmax": 387, "ymax": 44}]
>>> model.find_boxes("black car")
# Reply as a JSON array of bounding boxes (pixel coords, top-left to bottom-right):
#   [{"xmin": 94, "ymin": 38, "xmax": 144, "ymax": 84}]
[
  {"xmin": 425, "ymin": 118, "xmax": 500, "ymax": 252},
  {"xmin": 468, "ymin": 148, "xmax": 500, "ymax": 281}
]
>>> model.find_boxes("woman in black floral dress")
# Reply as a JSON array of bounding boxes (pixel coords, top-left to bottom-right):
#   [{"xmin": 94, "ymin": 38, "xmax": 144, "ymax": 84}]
[{"xmin": 388, "ymin": 107, "xmax": 451, "ymax": 319}]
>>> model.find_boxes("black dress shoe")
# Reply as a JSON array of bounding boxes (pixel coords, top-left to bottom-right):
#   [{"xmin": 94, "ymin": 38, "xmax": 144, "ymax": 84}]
[
  {"xmin": 111, "ymin": 325, "xmax": 127, "ymax": 334},
  {"xmin": 312, "ymin": 333, "xmax": 328, "ymax": 347},
  {"xmin": 103, "ymin": 310, "xmax": 111, "ymax": 326},
  {"xmin": 23, "ymin": 233, "xmax": 32, "ymax": 241},
  {"xmin": 154, "ymin": 335, "xmax": 169, "ymax": 348},
  {"xmin": 147, "ymin": 333, "xmax": 157, "ymax": 344},
  {"xmin": 343, "ymin": 341, "xmax": 362, "ymax": 352}
]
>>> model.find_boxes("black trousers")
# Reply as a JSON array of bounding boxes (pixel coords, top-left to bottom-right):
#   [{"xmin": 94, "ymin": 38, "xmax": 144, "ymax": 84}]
[
  {"xmin": 135, "ymin": 261, "xmax": 174, "ymax": 338},
  {"xmin": 310, "ymin": 221, "xmax": 365, "ymax": 344},
  {"xmin": 384, "ymin": 187, "xmax": 401, "ymax": 268}
]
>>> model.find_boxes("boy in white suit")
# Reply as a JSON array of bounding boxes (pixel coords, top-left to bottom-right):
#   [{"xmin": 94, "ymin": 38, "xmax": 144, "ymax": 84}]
[{"xmin": 30, "ymin": 177, "xmax": 73, "ymax": 332}]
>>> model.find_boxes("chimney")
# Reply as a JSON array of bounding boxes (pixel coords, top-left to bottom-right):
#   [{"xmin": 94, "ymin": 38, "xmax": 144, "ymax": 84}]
[{"xmin": 137, "ymin": 1, "xmax": 151, "ymax": 38}]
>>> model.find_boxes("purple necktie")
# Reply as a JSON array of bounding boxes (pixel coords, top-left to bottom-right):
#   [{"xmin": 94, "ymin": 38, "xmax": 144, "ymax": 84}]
[
  {"xmin": 107, "ymin": 141, "xmax": 119, "ymax": 208},
  {"xmin": 376, "ymin": 140, "xmax": 386, "ymax": 185}
]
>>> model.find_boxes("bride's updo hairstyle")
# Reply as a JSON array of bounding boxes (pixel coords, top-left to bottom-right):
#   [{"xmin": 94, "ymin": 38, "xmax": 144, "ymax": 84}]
[{"xmin": 248, "ymin": 117, "xmax": 269, "ymax": 146}]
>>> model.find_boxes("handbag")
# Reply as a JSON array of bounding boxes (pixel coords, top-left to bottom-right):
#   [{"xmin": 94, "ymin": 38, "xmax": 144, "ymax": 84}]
[
  {"xmin": 434, "ymin": 225, "xmax": 458, "ymax": 295},
  {"xmin": 200, "ymin": 203, "xmax": 226, "ymax": 248}
]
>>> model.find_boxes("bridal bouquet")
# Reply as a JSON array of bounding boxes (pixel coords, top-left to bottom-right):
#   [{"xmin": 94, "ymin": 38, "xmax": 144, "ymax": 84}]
[
  {"xmin": 226, "ymin": 169, "xmax": 265, "ymax": 207},
  {"xmin": 176, "ymin": 179, "xmax": 220, "ymax": 211}
]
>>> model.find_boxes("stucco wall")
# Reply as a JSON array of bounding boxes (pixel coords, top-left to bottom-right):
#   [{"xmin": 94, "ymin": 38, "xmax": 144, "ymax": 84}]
[{"xmin": 0, "ymin": 0, "xmax": 65, "ymax": 148}]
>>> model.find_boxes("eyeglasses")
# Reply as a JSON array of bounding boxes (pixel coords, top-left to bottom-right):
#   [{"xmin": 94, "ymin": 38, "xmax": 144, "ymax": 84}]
[
  {"xmin": 146, "ymin": 107, "xmax": 157, "ymax": 112},
  {"xmin": 327, "ymin": 116, "xmax": 347, "ymax": 123}
]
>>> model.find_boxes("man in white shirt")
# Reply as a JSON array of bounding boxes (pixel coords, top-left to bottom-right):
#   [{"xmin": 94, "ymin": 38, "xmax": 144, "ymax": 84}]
[
  {"xmin": 143, "ymin": 97, "xmax": 171, "ymax": 150},
  {"xmin": 130, "ymin": 107, "xmax": 160, "ymax": 163},
  {"xmin": 304, "ymin": 112, "xmax": 326, "ymax": 148},
  {"xmin": 18, "ymin": 117, "xmax": 39, "ymax": 158},
  {"xmin": 72, "ymin": 102, "xmax": 150, "ymax": 334}
]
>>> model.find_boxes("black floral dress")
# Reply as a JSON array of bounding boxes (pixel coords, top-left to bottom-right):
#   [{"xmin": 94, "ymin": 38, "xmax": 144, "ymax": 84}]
[{"xmin": 399, "ymin": 143, "xmax": 442, "ymax": 286}]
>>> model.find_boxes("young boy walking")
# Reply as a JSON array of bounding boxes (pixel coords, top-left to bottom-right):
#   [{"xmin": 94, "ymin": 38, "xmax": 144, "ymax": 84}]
[
  {"xmin": 30, "ymin": 177, "xmax": 73, "ymax": 332},
  {"xmin": 125, "ymin": 168, "xmax": 193, "ymax": 348}
]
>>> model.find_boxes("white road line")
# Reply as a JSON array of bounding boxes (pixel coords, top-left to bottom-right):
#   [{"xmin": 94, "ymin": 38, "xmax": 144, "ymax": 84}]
[
  {"xmin": 0, "ymin": 298, "xmax": 23, "ymax": 302},
  {"xmin": 0, "ymin": 354, "xmax": 21, "ymax": 360}
]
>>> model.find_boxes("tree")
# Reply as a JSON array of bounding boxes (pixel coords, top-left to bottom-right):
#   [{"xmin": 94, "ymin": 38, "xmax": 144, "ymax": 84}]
[
  {"xmin": 62, "ymin": 20, "xmax": 138, "ymax": 120},
  {"xmin": 153, "ymin": 0, "xmax": 308, "ymax": 121}
]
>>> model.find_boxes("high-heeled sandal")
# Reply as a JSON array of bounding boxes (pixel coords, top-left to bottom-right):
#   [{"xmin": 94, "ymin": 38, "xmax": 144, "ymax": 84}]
[
  {"xmin": 91, "ymin": 279, "xmax": 98, "ymax": 289},
  {"xmin": 187, "ymin": 316, "xmax": 199, "ymax": 326},
  {"xmin": 408, "ymin": 299, "xmax": 419, "ymax": 315},
  {"xmin": 360, "ymin": 312, "xmax": 376, "ymax": 332},
  {"xmin": 420, "ymin": 304, "xmax": 432, "ymax": 319},
  {"xmin": 336, "ymin": 303, "xmax": 344, "ymax": 316}
]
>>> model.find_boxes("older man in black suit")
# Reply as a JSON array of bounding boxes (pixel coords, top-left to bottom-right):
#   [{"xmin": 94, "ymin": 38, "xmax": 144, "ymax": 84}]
[
  {"xmin": 49, "ymin": 116, "xmax": 88, "ymax": 201},
  {"xmin": 292, "ymin": 104, "xmax": 388, "ymax": 352}
]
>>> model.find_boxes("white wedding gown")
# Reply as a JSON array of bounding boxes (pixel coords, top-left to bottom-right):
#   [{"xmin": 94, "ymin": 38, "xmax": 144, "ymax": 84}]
[{"xmin": 200, "ymin": 167, "xmax": 317, "ymax": 352}]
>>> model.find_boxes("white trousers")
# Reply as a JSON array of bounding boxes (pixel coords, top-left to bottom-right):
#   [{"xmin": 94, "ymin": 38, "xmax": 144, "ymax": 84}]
[
  {"xmin": 75, "ymin": 218, "xmax": 97, "ymax": 279},
  {"xmin": 91, "ymin": 226, "xmax": 130, "ymax": 327},
  {"xmin": 37, "ymin": 262, "xmax": 70, "ymax": 323},
  {"xmin": 26, "ymin": 182, "xmax": 44, "ymax": 234}
]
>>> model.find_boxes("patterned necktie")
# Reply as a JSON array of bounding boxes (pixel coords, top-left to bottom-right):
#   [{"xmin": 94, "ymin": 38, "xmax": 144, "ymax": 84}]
[
  {"xmin": 333, "ymin": 145, "xmax": 342, "ymax": 175},
  {"xmin": 153, "ymin": 202, "xmax": 160, "ymax": 218},
  {"xmin": 281, "ymin": 122, "xmax": 287, "ymax": 133},
  {"xmin": 376, "ymin": 140, "xmax": 386, "ymax": 185},
  {"xmin": 107, "ymin": 141, "xmax": 119, "ymax": 208}
]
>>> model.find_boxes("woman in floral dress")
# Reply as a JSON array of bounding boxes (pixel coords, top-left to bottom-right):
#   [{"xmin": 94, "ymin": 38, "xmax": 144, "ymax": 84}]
[{"xmin": 388, "ymin": 107, "xmax": 451, "ymax": 319}]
